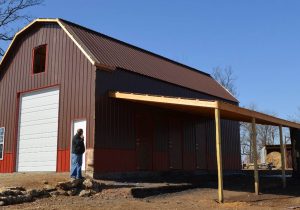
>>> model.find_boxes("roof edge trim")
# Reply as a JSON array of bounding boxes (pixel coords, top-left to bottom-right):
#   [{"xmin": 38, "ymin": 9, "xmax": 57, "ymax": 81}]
[
  {"xmin": 214, "ymin": 79, "xmax": 239, "ymax": 103},
  {"xmin": 0, "ymin": 18, "xmax": 98, "ymax": 68}
]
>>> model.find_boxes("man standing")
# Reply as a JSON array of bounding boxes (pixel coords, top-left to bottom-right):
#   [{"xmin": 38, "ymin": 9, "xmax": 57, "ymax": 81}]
[{"xmin": 70, "ymin": 128, "xmax": 85, "ymax": 179}]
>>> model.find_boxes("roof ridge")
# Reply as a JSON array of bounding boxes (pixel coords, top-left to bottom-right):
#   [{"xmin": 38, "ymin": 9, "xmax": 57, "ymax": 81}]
[
  {"xmin": 0, "ymin": 18, "xmax": 238, "ymax": 103},
  {"xmin": 58, "ymin": 18, "xmax": 212, "ymax": 77}
]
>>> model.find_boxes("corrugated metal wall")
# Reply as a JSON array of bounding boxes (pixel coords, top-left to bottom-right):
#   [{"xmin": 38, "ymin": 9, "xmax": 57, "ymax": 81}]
[
  {"xmin": 0, "ymin": 22, "xmax": 95, "ymax": 172},
  {"xmin": 94, "ymin": 69, "xmax": 241, "ymax": 173},
  {"xmin": 169, "ymin": 118, "xmax": 183, "ymax": 169},
  {"xmin": 195, "ymin": 120, "xmax": 207, "ymax": 169},
  {"xmin": 290, "ymin": 128, "xmax": 300, "ymax": 175},
  {"xmin": 183, "ymin": 119, "xmax": 197, "ymax": 170},
  {"xmin": 153, "ymin": 115, "xmax": 169, "ymax": 171}
]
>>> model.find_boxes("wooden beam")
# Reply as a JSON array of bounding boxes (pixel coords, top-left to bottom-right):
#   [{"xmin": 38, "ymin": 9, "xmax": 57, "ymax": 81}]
[
  {"xmin": 215, "ymin": 108, "xmax": 224, "ymax": 203},
  {"xmin": 110, "ymin": 91, "xmax": 218, "ymax": 108},
  {"xmin": 279, "ymin": 125, "xmax": 286, "ymax": 188},
  {"xmin": 219, "ymin": 101, "xmax": 300, "ymax": 129},
  {"xmin": 109, "ymin": 91, "xmax": 300, "ymax": 129},
  {"xmin": 251, "ymin": 118, "xmax": 259, "ymax": 195}
]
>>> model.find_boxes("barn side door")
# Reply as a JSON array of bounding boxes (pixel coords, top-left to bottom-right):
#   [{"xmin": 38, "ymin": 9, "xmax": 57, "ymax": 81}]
[
  {"xmin": 71, "ymin": 119, "xmax": 87, "ymax": 171},
  {"xmin": 136, "ymin": 112, "xmax": 153, "ymax": 170}
]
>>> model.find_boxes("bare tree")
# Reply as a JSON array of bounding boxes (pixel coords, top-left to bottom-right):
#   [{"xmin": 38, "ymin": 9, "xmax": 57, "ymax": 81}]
[
  {"xmin": 240, "ymin": 104, "xmax": 257, "ymax": 163},
  {"xmin": 212, "ymin": 66, "xmax": 247, "ymax": 163},
  {"xmin": 212, "ymin": 66, "xmax": 238, "ymax": 97},
  {"xmin": 240, "ymin": 121, "xmax": 252, "ymax": 162},
  {"xmin": 287, "ymin": 107, "xmax": 300, "ymax": 123},
  {"xmin": 256, "ymin": 111, "xmax": 279, "ymax": 150},
  {"xmin": 0, "ymin": 0, "xmax": 43, "ymax": 56},
  {"xmin": 239, "ymin": 104, "xmax": 280, "ymax": 164},
  {"xmin": 257, "ymin": 124, "xmax": 278, "ymax": 147}
]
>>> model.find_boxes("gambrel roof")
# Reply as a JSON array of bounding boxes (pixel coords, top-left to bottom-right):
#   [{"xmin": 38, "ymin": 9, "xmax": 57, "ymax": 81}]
[{"xmin": 0, "ymin": 18, "xmax": 238, "ymax": 102}]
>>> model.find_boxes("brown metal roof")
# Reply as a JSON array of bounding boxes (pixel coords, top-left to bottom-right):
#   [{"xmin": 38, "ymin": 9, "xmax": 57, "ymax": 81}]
[
  {"xmin": 0, "ymin": 18, "xmax": 238, "ymax": 102},
  {"xmin": 59, "ymin": 19, "xmax": 238, "ymax": 103}
]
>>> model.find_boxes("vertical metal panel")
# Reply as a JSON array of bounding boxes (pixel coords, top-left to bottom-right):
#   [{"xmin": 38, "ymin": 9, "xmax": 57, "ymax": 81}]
[
  {"xmin": 221, "ymin": 120, "xmax": 241, "ymax": 170},
  {"xmin": 205, "ymin": 119, "xmax": 241, "ymax": 171},
  {"xmin": 195, "ymin": 119, "xmax": 207, "ymax": 169},
  {"xmin": 0, "ymin": 153, "xmax": 14, "ymax": 173},
  {"xmin": 290, "ymin": 128, "xmax": 300, "ymax": 175},
  {"xmin": 205, "ymin": 119, "xmax": 217, "ymax": 170},
  {"xmin": 0, "ymin": 22, "xmax": 96, "ymax": 172},
  {"xmin": 95, "ymin": 97, "xmax": 136, "ymax": 149},
  {"xmin": 153, "ymin": 115, "xmax": 169, "ymax": 171},
  {"xmin": 183, "ymin": 120, "xmax": 196, "ymax": 170},
  {"xmin": 94, "ymin": 148, "xmax": 136, "ymax": 173},
  {"xmin": 57, "ymin": 149, "xmax": 70, "ymax": 172},
  {"xmin": 94, "ymin": 68, "xmax": 241, "ymax": 173},
  {"xmin": 135, "ymin": 112, "xmax": 153, "ymax": 170},
  {"xmin": 169, "ymin": 118, "xmax": 183, "ymax": 169}
]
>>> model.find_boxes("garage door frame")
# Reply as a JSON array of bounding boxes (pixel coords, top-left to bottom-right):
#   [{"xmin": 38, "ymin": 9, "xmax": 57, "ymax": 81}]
[{"xmin": 15, "ymin": 85, "xmax": 60, "ymax": 172}]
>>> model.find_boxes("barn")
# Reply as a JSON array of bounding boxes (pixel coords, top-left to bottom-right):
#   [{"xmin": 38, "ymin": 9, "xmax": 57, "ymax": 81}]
[
  {"xmin": 0, "ymin": 18, "xmax": 241, "ymax": 174},
  {"xmin": 0, "ymin": 19, "xmax": 299, "ymax": 193}
]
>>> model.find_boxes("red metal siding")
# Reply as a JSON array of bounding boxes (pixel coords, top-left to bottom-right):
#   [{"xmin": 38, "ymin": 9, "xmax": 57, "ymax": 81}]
[
  {"xmin": 290, "ymin": 128, "xmax": 300, "ymax": 174},
  {"xmin": 221, "ymin": 120, "xmax": 241, "ymax": 170},
  {"xmin": 95, "ymin": 97, "xmax": 136, "ymax": 149},
  {"xmin": 57, "ymin": 149, "xmax": 70, "ymax": 172},
  {"xmin": 94, "ymin": 149, "xmax": 136, "ymax": 173},
  {"xmin": 169, "ymin": 118, "xmax": 183, "ymax": 170},
  {"xmin": 195, "ymin": 120, "xmax": 207, "ymax": 169},
  {"xmin": 94, "ymin": 68, "xmax": 241, "ymax": 174},
  {"xmin": 205, "ymin": 119, "xmax": 241, "ymax": 171},
  {"xmin": 205, "ymin": 119, "xmax": 216, "ymax": 170},
  {"xmin": 183, "ymin": 120, "xmax": 197, "ymax": 170},
  {"xmin": 153, "ymin": 116, "xmax": 169, "ymax": 171},
  {"xmin": 0, "ymin": 153, "xmax": 14, "ymax": 173},
  {"xmin": 153, "ymin": 152, "xmax": 169, "ymax": 171},
  {"xmin": 136, "ymin": 112, "xmax": 154, "ymax": 170},
  {"xmin": 0, "ymin": 23, "xmax": 96, "ymax": 172}
]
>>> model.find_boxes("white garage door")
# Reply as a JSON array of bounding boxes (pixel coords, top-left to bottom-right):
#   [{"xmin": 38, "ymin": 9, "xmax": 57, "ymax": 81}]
[{"xmin": 17, "ymin": 88, "xmax": 60, "ymax": 172}]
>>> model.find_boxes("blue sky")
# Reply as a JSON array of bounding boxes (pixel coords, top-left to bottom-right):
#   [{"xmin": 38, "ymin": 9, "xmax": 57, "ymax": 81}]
[{"xmin": 2, "ymin": 0, "xmax": 300, "ymax": 119}]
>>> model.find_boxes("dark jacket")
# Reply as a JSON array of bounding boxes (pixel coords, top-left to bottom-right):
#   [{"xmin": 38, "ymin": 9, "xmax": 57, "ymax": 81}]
[{"xmin": 72, "ymin": 134, "xmax": 85, "ymax": 155}]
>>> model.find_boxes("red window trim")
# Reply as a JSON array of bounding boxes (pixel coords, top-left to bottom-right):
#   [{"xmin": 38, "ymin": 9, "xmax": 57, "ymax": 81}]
[{"xmin": 31, "ymin": 44, "xmax": 48, "ymax": 75}]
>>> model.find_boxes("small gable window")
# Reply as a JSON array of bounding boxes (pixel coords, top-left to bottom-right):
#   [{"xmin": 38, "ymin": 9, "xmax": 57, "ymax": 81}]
[{"xmin": 32, "ymin": 44, "xmax": 47, "ymax": 74}]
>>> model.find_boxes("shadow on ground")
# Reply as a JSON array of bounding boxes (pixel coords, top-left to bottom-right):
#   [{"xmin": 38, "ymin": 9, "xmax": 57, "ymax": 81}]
[{"xmin": 95, "ymin": 171, "xmax": 300, "ymax": 199}]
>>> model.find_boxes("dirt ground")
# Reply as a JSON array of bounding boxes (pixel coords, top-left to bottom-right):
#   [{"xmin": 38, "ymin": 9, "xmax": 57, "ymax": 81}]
[{"xmin": 0, "ymin": 172, "xmax": 300, "ymax": 210}]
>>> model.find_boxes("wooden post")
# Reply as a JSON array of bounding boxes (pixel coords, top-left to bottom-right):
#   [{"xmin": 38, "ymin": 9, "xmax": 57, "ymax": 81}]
[
  {"xmin": 251, "ymin": 118, "xmax": 259, "ymax": 195},
  {"xmin": 215, "ymin": 108, "xmax": 223, "ymax": 203},
  {"xmin": 279, "ymin": 125, "xmax": 286, "ymax": 188}
]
